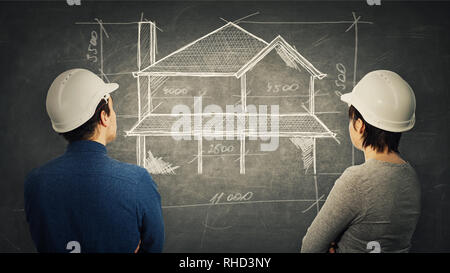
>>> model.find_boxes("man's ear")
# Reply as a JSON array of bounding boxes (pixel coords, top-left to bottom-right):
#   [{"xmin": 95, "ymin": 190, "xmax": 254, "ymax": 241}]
[{"xmin": 99, "ymin": 109, "xmax": 110, "ymax": 127}]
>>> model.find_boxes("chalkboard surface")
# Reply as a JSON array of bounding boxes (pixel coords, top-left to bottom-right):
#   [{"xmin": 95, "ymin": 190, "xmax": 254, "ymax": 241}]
[{"xmin": 0, "ymin": 0, "xmax": 449, "ymax": 252}]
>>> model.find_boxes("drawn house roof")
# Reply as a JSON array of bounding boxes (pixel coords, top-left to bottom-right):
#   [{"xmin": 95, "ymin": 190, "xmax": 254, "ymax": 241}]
[{"xmin": 135, "ymin": 22, "xmax": 326, "ymax": 79}]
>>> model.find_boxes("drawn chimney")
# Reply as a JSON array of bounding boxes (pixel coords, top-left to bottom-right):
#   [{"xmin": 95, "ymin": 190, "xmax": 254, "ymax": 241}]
[{"xmin": 136, "ymin": 21, "xmax": 156, "ymax": 166}]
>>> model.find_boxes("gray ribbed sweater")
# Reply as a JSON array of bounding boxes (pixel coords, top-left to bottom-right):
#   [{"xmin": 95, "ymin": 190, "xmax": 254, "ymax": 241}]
[{"xmin": 301, "ymin": 158, "xmax": 421, "ymax": 253}]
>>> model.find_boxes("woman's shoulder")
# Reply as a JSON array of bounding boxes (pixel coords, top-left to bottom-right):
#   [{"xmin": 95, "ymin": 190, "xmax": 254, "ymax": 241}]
[
  {"xmin": 333, "ymin": 165, "xmax": 365, "ymax": 190},
  {"xmin": 340, "ymin": 163, "xmax": 368, "ymax": 179}
]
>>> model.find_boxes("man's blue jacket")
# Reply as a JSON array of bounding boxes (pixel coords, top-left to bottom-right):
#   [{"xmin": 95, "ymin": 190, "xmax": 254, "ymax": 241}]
[{"xmin": 24, "ymin": 140, "xmax": 164, "ymax": 253}]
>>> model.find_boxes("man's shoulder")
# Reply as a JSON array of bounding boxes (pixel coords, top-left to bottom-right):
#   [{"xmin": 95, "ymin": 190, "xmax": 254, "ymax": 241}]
[
  {"xmin": 25, "ymin": 155, "xmax": 65, "ymax": 181},
  {"xmin": 108, "ymin": 159, "xmax": 159, "ymax": 197},
  {"xmin": 108, "ymin": 158, "xmax": 156, "ymax": 187},
  {"xmin": 107, "ymin": 158, "xmax": 151, "ymax": 182},
  {"xmin": 25, "ymin": 155, "xmax": 149, "ymax": 184}
]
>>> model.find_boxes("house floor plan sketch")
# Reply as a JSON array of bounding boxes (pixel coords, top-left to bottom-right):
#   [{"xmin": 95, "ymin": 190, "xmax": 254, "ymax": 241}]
[{"xmin": 126, "ymin": 21, "xmax": 338, "ymax": 176}]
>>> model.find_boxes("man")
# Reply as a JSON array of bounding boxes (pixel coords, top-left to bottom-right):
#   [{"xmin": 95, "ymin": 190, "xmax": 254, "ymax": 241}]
[
  {"xmin": 301, "ymin": 70, "xmax": 421, "ymax": 253},
  {"xmin": 24, "ymin": 69, "xmax": 164, "ymax": 253}
]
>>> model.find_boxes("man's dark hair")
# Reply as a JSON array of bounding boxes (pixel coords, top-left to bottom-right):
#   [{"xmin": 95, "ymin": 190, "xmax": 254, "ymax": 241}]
[
  {"xmin": 60, "ymin": 99, "xmax": 110, "ymax": 143},
  {"xmin": 348, "ymin": 105, "xmax": 401, "ymax": 153}
]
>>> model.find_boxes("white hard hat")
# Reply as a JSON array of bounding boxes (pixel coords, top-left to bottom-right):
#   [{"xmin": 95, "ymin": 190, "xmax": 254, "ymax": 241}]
[
  {"xmin": 46, "ymin": 68, "xmax": 119, "ymax": 133},
  {"xmin": 341, "ymin": 70, "xmax": 416, "ymax": 132}
]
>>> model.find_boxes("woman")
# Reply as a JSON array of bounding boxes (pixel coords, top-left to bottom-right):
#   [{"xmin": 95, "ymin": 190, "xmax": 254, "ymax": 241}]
[{"xmin": 301, "ymin": 70, "xmax": 421, "ymax": 253}]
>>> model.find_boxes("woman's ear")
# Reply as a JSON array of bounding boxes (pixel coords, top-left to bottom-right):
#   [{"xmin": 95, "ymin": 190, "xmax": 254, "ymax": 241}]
[
  {"xmin": 359, "ymin": 119, "xmax": 365, "ymax": 134},
  {"xmin": 355, "ymin": 118, "xmax": 365, "ymax": 135}
]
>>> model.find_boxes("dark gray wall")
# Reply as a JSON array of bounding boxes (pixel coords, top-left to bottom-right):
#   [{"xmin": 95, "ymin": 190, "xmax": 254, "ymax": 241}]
[{"xmin": 0, "ymin": 1, "xmax": 449, "ymax": 252}]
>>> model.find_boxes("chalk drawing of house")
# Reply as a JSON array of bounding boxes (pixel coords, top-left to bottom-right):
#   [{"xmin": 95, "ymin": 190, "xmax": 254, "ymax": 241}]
[{"xmin": 125, "ymin": 21, "xmax": 337, "ymax": 175}]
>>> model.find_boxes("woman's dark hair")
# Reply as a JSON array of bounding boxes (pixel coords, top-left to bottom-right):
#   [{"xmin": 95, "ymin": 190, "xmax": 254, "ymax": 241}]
[
  {"xmin": 60, "ymin": 99, "xmax": 110, "ymax": 143},
  {"xmin": 348, "ymin": 105, "xmax": 401, "ymax": 153}
]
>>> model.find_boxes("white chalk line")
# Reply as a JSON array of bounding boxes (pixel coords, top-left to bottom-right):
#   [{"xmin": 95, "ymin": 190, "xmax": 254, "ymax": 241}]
[
  {"xmin": 238, "ymin": 20, "xmax": 373, "ymax": 25},
  {"xmin": 301, "ymin": 194, "xmax": 326, "ymax": 213},
  {"xmin": 162, "ymin": 197, "xmax": 326, "ymax": 209}
]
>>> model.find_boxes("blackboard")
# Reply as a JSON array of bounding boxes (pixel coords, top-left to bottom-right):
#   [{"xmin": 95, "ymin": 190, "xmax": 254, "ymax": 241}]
[{"xmin": 0, "ymin": 0, "xmax": 449, "ymax": 252}]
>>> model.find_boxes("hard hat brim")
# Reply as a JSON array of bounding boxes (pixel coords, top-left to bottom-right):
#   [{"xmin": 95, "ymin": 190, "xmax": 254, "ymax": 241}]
[
  {"xmin": 340, "ymin": 92, "xmax": 352, "ymax": 106},
  {"xmin": 105, "ymin": 83, "xmax": 119, "ymax": 94}
]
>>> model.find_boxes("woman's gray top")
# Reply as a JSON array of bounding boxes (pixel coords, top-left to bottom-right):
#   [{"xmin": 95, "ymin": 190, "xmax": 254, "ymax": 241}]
[{"xmin": 301, "ymin": 158, "xmax": 421, "ymax": 253}]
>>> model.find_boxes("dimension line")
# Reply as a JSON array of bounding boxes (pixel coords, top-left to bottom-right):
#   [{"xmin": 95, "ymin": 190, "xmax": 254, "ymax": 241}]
[{"xmin": 162, "ymin": 197, "xmax": 326, "ymax": 209}]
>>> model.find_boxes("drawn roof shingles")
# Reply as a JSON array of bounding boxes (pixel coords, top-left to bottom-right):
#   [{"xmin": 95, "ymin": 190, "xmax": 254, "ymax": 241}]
[{"xmin": 141, "ymin": 23, "xmax": 268, "ymax": 74}]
